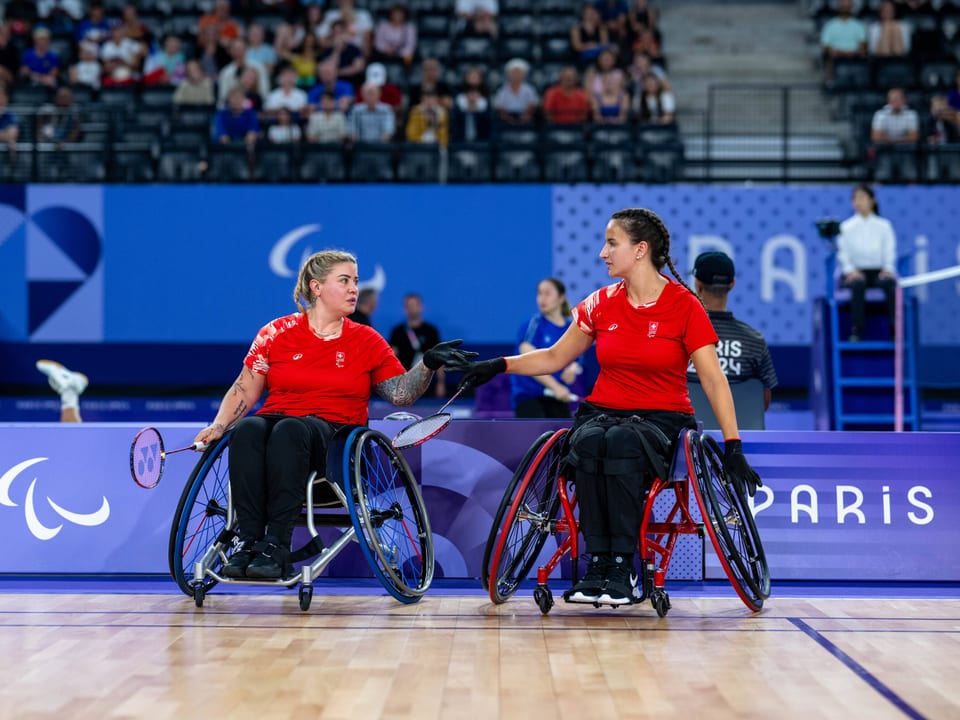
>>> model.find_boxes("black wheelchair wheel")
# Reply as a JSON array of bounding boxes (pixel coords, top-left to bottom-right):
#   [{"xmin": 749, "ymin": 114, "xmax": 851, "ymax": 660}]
[
  {"xmin": 687, "ymin": 432, "xmax": 771, "ymax": 611},
  {"xmin": 168, "ymin": 433, "xmax": 233, "ymax": 597},
  {"xmin": 481, "ymin": 430, "xmax": 554, "ymax": 591},
  {"xmin": 342, "ymin": 428, "xmax": 434, "ymax": 603},
  {"xmin": 487, "ymin": 429, "xmax": 567, "ymax": 604}
]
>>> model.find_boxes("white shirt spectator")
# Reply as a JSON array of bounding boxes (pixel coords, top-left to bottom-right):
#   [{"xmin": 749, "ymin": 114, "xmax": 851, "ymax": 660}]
[
  {"xmin": 73, "ymin": 60, "xmax": 101, "ymax": 89},
  {"xmin": 456, "ymin": 0, "xmax": 499, "ymax": 14},
  {"xmin": 318, "ymin": 9, "xmax": 374, "ymax": 44},
  {"xmin": 265, "ymin": 87, "xmax": 309, "ymax": 113},
  {"xmin": 268, "ymin": 123, "xmax": 302, "ymax": 144},
  {"xmin": 837, "ymin": 213, "xmax": 897, "ymax": 275},
  {"xmin": 868, "ymin": 20, "xmax": 911, "ymax": 55},
  {"xmin": 37, "ymin": 0, "xmax": 84, "ymax": 20},
  {"xmin": 635, "ymin": 90, "xmax": 676, "ymax": 120},
  {"xmin": 493, "ymin": 82, "xmax": 538, "ymax": 115},
  {"xmin": 100, "ymin": 37, "xmax": 143, "ymax": 68},
  {"xmin": 307, "ymin": 110, "xmax": 347, "ymax": 143},
  {"xmin": 871, "ymin": 103, "xmax": 918, "ymax": 142},
  {"xmin": 217, "ymin": 59, "xmax": 269, "ymax": 107}
]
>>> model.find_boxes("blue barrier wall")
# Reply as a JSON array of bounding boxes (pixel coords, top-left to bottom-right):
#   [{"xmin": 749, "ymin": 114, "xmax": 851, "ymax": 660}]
[{"xmin": 2, "ymin": 184, "xmax": 959, "ymax": 387}]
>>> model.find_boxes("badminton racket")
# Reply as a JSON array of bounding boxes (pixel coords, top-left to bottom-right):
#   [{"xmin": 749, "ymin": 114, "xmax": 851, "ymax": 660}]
[
  {"xmin": 392, "ymin": 386, "xmax": 466, "ymax": 450},
  {"xmin": 130, "ymin": 426, "xmax": 206, "ymax": 489}
]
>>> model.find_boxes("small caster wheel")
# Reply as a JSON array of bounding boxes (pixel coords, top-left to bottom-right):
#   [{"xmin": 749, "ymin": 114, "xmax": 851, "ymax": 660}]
[
  {"xmin": 651, "ymin": 589, "xmax": 671, "ymax": 618},
  {"xmin": 533, "ymin": 585, "xmax": 554, "ymax": 615},
  {"xmin": 193, "ymin": 584, "xmax": 205, "ymax": 608},
  {"xmin": 299, "ymin": 585, "xmax": 313, "ymax": 612}
]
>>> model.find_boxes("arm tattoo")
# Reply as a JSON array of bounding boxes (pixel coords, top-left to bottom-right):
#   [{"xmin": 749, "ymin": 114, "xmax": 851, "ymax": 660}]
[{"xmin": 375, "ymin": 364, "xmax": 432, "ymax": 406}]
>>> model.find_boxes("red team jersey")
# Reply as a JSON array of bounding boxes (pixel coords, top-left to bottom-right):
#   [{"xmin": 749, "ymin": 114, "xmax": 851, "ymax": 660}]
[
  {"xmin": 244, "ymin": 313, "xmax": 406, "ymax": 425},
  {"xmin": 573, "ymin": 279, "xmax": 718, "ymax": 414}
]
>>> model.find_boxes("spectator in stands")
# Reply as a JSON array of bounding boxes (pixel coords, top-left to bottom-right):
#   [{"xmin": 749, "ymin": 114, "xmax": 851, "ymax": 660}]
[
  {"xmin": 143, "ymin": 35, "xmax": 186, "ymax": 86},
  {"xmin": 36, "ymin": 0, "xmax": 83, "ymax": 35},
  {"xmin": 634, "ymin": 73, "xmax": 675, "ymax": 125},
  {"xmin": 214, "ymin": 86, "xmax": 260, "ymax": 145},
  {"xmin": 239, "ymin": 66, "xmax": 265, "ymax": 111},
  {"xmin": 584, "ymin": 49, "xmax": 625, "ymax": 99},
  {"xmin": 0, "ymin": 85, "xmax": 20, "ymax": 151},
  {"xmin": 510, "ymin": 277, "xmax": 583, "ymax": 418},
  {"xmin": 347, "ymin": 83, "xmax": 395, "ymax": 142},
  {"xmin": 195, "ymin": 25, "xmax": 231, "ymax": 80},
  {"xmin": 100, "ymin": 22, "xmax": 146, "ymax": 86},
  {"xmin": 318, "ymin": 19, "xmax": 366, "ymax": 90},
  {"xmin": 871, "ymin": 86, "xmax": 918, "ymax": 150},
  {"xmin": 364, "ymin": 62, "xmax": 403, "ymax": 113},
  {"xmin": 627, "ymin": 51, "xmax": 669, "ymax": 92},
  {"xmin": 457, "ymin": 0, "xmax": 498, "ymax": 39},
  {"xmin": 0, "ymin": 24, "xmax": 20, "ymax": 89},
  {"xmin": 543, "ymin": 66, "xmax": 591, "ymax": 125},
  {"xmin": 74, "ymin": 0, "xmax": 111, "ymax": 47},
  {"xmin": 627, "ymin": 0, "xmax": 659, "ymax": 45},
  {"xmin": 820, "ymin": 0, "xmax": 867, "ymax": 83},
  {"xmin": 20, "ymin": 27, "xmax": 60, "ymax": 88},
  {"xmin": 632, "ymin": 26, "xmax": 663, "ymax": 66},
  {"xmin": 308, "ymin": 60, "xmax": 355, "ymax": 112},
  {"xmin": 290, "ymin": 32, "xmax": 322, "ymax": 88},
  {"xmin": 836, "ymin": 184, "xmax": 898, "ymax": 341},
  {"xmin": 119, "ymin": 3, "xmax": 149, "ymax": 45},
  {"xmin": 265, "ymin": 65, "xmax": 309, "ymax": 118},
  {"xmin": 406, "ymin": 88, "xmax": 449, "ymax": 146},
  {"xmin": 594, "ymin": 0, "xmax": 629, "ymax": 49},
  {"xmin": 410, "ymin": 58, "xmax": 453, "ymax": 110},
  {"xmin": 69, "ymin": 41, "xmax": 102, "ymax": 90},
  {"xmin": 173, "ymin": 59, "xmax": 215, "ymax": 106},
  {"xmin": 4, "ymin": 2, "xmax": 37, "ymax": 40},
  {"xmin": 37, "ymin": 87, "xmax": 81, "ymax": 145},
  {"xmin": 218, "ymin": 39, "xmax": 269, "ymax": 107},
  {"xmin": 349, "ymin": 287, "xmax": 378, "ymax": 326},
  {"xmin": 869, "ymin": 1, "xmax": 910, "ymax": 57},
  {"xmin": 493, "ymin": 58, "xmax": 539, "ymax": 126},
  {"xmin": 451, "ymin": 71, "xmax": 492, "ymax": 142},
  {"xmin": 946, "ymin": 68, "xmax": 960, "ymax": 114},
  {"xmin": 893, "ymin": 0, "xmax": 933, "ymax": 16},
  {"xmin": 318, "ymin": 0, "xmax": 374, "ymax": 57},
  {"xmin": 570, "ymin": 4, "xmax": 610, "ymax": 69},
  {"xmin": 280, "ymin": 4, "xmax": 324, "ymax": 52},
  {"xmin": 198, "ymin": 0, "xmax": 242, "ymax": 47},
  {"xmin": 592, "ymin": 70, "xmax": 629, "ymax": 124},
  {"xmin": 306, "ymin": 91, "xmax": 347, "ymax": 143},
  {"xmin": 687, "ymin": 252, "xmax": 778, "ymax": 409},
  {"xmin": 389, "ymin": 293, "xmax": 447, "ymax": 397},
  {"xmin": 267, "ymin": 107, "xmax": 302, "ymax": 144},
  {"xmin": 36, "ymin": 360, "xmax": 88, "ymax": 423},
  {"xmin": 246, "ymin": 23, "xmax": 278, "ymax": 78},
  {"xmin": 924, "ymin": 94, "xmax": 960, "ymax": 145},
  {"xmin": 373, "ymin": 3, "xmax": 417, "ymax": 67}
]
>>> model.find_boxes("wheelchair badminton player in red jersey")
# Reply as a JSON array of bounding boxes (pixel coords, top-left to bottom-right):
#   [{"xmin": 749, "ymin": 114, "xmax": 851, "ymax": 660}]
[
  {"xmin": 448, "ymin": 208, "xmax": 763, "ymax": 606},
  {"xmin": 192, "ymin": 249, "xmax": 476, "ymax": 580}
]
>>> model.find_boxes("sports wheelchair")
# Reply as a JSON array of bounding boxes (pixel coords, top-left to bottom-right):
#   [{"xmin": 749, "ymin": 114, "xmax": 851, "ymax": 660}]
[
  {"xmin": 482, "ymin": 427, "xmax": 770, "ymax": 616},
  {"xmin": 168, "ymin": 426, "xmax": 434, "ymax": 611}
]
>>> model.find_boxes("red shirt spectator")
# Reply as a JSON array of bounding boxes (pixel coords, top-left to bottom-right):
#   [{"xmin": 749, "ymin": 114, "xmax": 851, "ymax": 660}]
[{"xmin": 543, "ymin": 66, "xmax": 591, "ymax": 124}]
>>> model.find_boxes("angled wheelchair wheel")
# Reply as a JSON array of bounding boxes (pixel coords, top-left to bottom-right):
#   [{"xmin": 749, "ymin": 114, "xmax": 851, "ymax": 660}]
[
  {"xmin": 488, "ymin": 428, "xmax": 568, "ymax": 604},
  {"xmin": 168, "ymin": 433, "xmax": 233, "ymax": 597},
  {"xmin": 686, "ymin": 432, "xmax": 771, "ymax": 611},
  {"xmin": 481, "ymin": 430, "xmax": 554, "ymax": 591},
  {"xmin": 342, "ymin": 428, "xmax": 434, "ymax": 604}
]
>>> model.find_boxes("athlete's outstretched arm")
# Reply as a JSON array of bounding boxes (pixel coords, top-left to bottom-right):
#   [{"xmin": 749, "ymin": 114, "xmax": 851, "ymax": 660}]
[
  {"xmin": 194, "ymin": 367, "xmax": 266, "ymax": 445},
  {"xmin": 503, "ymin": 323, "xmax": 594, "ymax": 377}
]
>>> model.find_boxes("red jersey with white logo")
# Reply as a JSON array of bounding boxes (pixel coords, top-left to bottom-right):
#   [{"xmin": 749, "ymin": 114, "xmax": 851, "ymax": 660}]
[
  {"xmin": 244, "ymin": 313, "xmax": 405, "ymax": 424},
  {"xmin": 573, "ymin": 279, "xmax": 718, "ymax": 413}
]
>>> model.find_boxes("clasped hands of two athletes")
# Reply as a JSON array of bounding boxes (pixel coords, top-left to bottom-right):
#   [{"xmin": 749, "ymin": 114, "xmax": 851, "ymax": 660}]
[{"xmin": 425, "ymin": 340, "xmax": 763, "ymax": 499}]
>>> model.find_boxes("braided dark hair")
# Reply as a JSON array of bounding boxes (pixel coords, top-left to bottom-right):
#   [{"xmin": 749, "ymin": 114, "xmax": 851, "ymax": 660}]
[{"xmin": 609, "ymin": 208, "xmax": 698, "ymax": 298}]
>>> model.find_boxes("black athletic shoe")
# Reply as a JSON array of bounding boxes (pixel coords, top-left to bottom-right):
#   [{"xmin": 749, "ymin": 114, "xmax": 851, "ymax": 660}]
[
  {"xmin": 245, "ymin": 539, "xmax": 288, "ymax": 579},
  {"xmin": 221, "ymin": 538, "xmax": 258, "ymax": 579},
  {"xmin": 564, "ymin": 554, "xmax": 610, "ymax": 604},
  {"xmin": 597, "ymin": 555, "xmax": 642, "ymax": 606}
]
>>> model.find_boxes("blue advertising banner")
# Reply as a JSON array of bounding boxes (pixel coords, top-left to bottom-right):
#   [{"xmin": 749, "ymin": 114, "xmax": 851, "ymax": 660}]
[{"xmin": 1, "ymin": 422, "xmax": 957, "ymax": 582}]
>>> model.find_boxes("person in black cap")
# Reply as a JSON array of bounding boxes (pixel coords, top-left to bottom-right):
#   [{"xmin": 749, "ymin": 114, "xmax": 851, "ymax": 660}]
[{"xmin": 688, "ymin": 251, "xmax": 778, "ymax": 409}]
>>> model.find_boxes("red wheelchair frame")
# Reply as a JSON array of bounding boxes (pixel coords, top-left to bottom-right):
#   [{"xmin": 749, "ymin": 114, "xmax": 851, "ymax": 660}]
[{"xmin": 482, "ymin": 427, "xmax": 770, "ymax": 616}]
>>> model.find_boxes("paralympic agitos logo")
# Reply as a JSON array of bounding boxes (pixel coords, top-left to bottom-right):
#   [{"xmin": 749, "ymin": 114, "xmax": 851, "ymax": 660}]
[{"xmin": 0, "ymin": 458, "xmax": 110, "ymax": 540}]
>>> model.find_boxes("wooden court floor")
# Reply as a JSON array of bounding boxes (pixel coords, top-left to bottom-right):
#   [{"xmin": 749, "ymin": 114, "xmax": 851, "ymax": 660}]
[{"xmin": 1, "ymin": 589, "xmax": 958, "ymax": 720}]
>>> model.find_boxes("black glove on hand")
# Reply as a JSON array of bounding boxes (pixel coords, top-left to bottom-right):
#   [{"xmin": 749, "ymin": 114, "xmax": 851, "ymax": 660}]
[
  {"xmin": 422, "ymin": 339, "xmax": 479, "ymax": 371},
  {"xmin": 723, "ymin": 439, "xmax": 763, "ymax": 498},
  {"xmin": 455, "ymin": 357, "xmax": 508, "ymax": 392}
]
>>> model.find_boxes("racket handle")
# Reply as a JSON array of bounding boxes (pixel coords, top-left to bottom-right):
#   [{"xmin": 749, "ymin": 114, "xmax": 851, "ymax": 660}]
[
  {"xmin": 194, "ymin": 442, "xmax": 207, "ymax": 451},
  {"xmin": 544, "ymin": 388, "xmax": 579, "ymax": 402}
]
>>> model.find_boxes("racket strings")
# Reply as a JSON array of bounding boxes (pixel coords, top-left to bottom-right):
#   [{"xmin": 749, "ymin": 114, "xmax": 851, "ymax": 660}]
[{"xmin": 393, "ymin": 413, "xmax": 452, "ymax": 449}]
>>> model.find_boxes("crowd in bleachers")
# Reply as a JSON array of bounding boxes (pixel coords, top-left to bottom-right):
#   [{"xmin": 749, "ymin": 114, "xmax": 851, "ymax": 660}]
[
  {"xmin": 811, "ymin": 0, "xmax": 960, "ymax": 181},
  {"xmin": 0, "ymin": 0, "xmax": 681, "ymax": 183}
]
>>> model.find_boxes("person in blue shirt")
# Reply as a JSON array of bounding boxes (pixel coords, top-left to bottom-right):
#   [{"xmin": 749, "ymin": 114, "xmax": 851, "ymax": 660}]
[
  {"xmin": 214, "ymin": 86, "xmax": 259, "ymax": 144},
  {"xmin": 20, "ymin": 26, "xmax": 60, "ymax": 87},
  {"xmin": 511, "ymin": 277, "xmax": 584, "ymax": 418},
  {"xmin": 74, "ymin": 1, "xmax": 111, "ymax": 46}
]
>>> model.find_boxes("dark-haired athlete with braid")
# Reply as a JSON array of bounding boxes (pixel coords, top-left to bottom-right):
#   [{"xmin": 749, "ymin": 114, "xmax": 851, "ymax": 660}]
[{"xmin": 451, "ymin": 208, "xmax": 762, "ymax": 606}]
